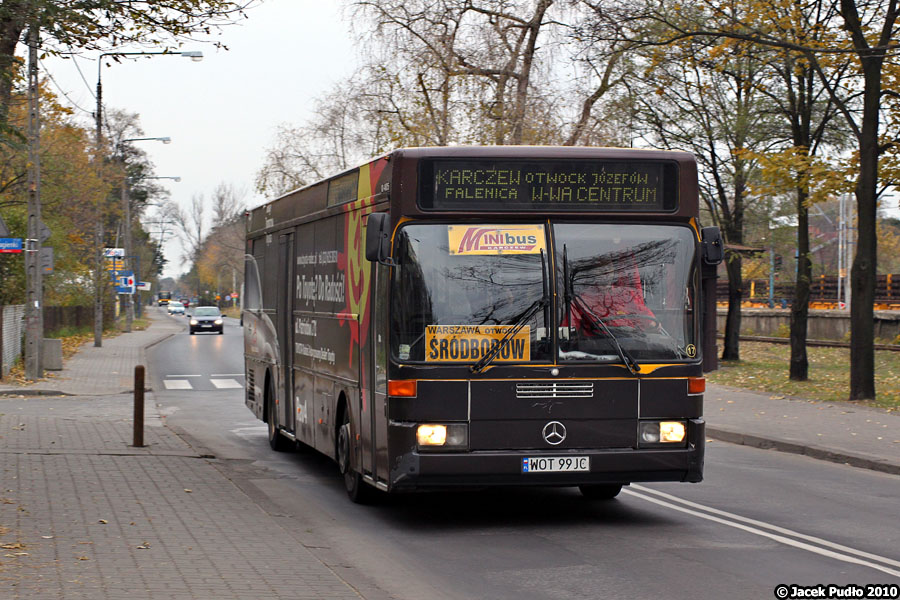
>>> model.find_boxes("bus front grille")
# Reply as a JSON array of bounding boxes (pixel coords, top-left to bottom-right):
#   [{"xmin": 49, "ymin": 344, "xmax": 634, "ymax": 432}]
[{"xmin": 515, "ymin": 382, "xmax": 594, "ymax": 399}]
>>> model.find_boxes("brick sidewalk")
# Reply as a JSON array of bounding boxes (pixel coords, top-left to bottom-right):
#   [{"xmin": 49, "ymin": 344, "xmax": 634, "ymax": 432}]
[{"xmin": 0, "ymin": 395, "xmax": 363, "ymax": 600}]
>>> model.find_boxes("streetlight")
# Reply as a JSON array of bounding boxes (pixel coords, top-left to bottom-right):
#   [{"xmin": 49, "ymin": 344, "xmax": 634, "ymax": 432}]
[
  {"xmin": 118, "ymin": 137, "xmax": 172, "ymax": 331},
  {"xmin": 93, "ymin": 50, "xmax": 201, "ymax": 347},
  {"xmin": 95, "ymin": 51, "xmax": 202, "ymax": 148}
]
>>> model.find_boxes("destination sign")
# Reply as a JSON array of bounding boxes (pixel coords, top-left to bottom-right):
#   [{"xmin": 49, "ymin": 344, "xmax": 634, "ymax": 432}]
[
  {"xmin": 419, "ymin": 159, "xmax": 677, "ymax": 212},
  {"xmin": 425, "ymin": 324, "xmax": 531, "ymax": 363}
]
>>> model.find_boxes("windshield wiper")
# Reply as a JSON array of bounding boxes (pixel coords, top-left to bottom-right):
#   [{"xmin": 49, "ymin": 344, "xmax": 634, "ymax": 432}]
[
  {"xmin": 471, "ymin": 250, "xmax": 549, "ymax": 374},
  {"xmin": 562, "ymin": 245, "xmax": 641, "ymax": 375},
  {"xmin": 571, "ymin": 295, "xmax": 642, "ymax": 374}
]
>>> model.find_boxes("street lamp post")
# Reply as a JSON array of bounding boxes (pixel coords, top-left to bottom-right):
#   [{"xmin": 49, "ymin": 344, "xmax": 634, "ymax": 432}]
[
  {"xmin": 118, "ymin": 137, "xmax": 172, "ymax": 332},
  {"xmin": 93, "ymin": 50, "xmax": 201, "ymax": 347}
]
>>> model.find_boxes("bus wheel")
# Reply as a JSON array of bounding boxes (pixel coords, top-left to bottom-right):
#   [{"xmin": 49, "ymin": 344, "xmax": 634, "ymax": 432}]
[
  {"xmin": 266, "ymin": 381, "xmax": 290, "ymax": 452},
  {"xmin": 578, "ymin": 484, "xmax": 623, "ymax": 500},
  {"xmin": 337, "ymin": 410, "xmax": 376, "ymax": 504}
]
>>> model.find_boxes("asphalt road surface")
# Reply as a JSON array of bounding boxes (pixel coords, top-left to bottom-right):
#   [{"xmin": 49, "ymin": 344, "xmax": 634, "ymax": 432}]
[{"xmin": 148, "ymin": 308, "xmax": 900, "ymax": 600}]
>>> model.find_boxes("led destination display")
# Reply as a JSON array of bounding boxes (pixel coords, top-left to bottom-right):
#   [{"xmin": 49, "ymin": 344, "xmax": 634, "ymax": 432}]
[{"xmin": 420, "ymin": 159, "xmax": 677, "ymax": 211}]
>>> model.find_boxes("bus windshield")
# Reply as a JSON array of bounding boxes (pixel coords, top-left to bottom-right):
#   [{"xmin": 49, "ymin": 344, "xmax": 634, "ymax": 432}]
[
  {"xmin": 391, "ymin": 223, "xmax": 551, "ymax": 364},
  {"xmin": 389, "ymin": 222, "xmax": 697, "ymax": 365},
  {"xmin": 556, "ymin": 223, "xmax": 697, "ymax": 363}
]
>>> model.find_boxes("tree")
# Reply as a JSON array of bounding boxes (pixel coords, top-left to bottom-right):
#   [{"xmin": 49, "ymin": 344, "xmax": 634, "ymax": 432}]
[
  {"xmin": 256, "ymin": 86, "xmax": 381, "ymax": 196},
  {"xmin": 745, "ymin": 0, "xmax": 854, "ymax": 381},
  {"xmin": 168, "ymin": 182, "xmax": 246, "ymax": 301},
  {"xmin": 582, "ymin": 0, "xmax": 900, "ymax": 399},
  {"xmin": 256, "ymin": 1, "xmax": 635, "ymax": 188},
  {"xmin": 355, "ymin": 0, "xmax": 558, "ymax": 145},
  {"xmin": 629, "ymin": 32, "xmax": 781, "ymax": 360},
  {"xmin": 0, "ymin": 81, "xmax": 109, "ymax": 305}
]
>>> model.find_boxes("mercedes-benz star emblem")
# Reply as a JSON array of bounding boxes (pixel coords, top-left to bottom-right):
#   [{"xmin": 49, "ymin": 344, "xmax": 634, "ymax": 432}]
[{"xmin": 542, "ymin": 421, "xmax": 567, "ymax": 445}]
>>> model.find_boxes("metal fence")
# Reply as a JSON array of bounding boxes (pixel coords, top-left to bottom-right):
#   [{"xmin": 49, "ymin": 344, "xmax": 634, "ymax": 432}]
[{"xmin": 0, "ymin": 304, "xmax": 25, "ymax": 379}]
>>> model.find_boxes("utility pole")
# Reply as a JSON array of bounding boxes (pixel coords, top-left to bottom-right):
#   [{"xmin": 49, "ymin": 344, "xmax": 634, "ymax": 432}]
[
  {"xmin": 24, "ymin": 18, "xmax": 43, "ymax": 379},
  {"xmin": 94, "ymin": 58, "xmax": 105, "ymax": 347},
  {"xmin": 122, "ymin": 175, "xmax": 133, "ymax": 332}
]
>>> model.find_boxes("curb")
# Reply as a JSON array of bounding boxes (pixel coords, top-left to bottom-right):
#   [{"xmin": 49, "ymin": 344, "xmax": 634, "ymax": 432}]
[
  {"xmin": 706, "ymin": 426, "xmax": 900, "ymax": 476},
  {"xmin": 0, "ymin": 388, "xmax": 72, "ymax": 397}
]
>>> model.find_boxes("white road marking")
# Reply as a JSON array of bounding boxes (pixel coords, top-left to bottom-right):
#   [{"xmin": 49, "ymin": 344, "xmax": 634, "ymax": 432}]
[
  {"xmin": 163, "ymin": 379, "xmax": 193, "ymax": 390},
  {"xmin": 210, "ymin": 378, "xmax": 243, "ymax": 389},
  {"xmin": 626, "ymin": 484, "xmax": 900, "ymax": 578},
  {"xmin": 210, "ymin": 373, "xmax": 244, "ymax": 377},
  {"xmin": 230, "ymin": 425, "xmax": 267, "ymax": 440}
]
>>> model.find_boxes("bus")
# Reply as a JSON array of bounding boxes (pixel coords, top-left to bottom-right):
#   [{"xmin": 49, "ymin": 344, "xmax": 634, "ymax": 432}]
[
  {"xmin": 158, "ymin": 291, "xmax": 172, "ymax": 306},
  {"xmin": 243, "ymin": 146, "xmax": 723, "ymax": 503}
]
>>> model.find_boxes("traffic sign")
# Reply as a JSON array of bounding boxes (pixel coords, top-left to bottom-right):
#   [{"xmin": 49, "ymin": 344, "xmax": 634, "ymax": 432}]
[
  {"xmin": 115, "ymin": 270, "xmax": 135, "ymax": 294},
  {"xmin": 40, "ymin": 246, "xmax": 53, "ymax": 273},
  {"xmin": 104, "ymin": 248, "xmax": 124, "ymax": 258},
  {"xmin": 0, "ymin": 238, "xmax": 23, "ymax": 253},
  {"xmin": 137, "ymin": 282, "xmax": 151, "ymax": 291}
]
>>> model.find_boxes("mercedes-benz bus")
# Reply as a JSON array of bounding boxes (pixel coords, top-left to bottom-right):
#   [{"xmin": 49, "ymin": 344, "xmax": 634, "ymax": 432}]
[{"xmin": 243, "ymin": 146, "xmax": 723, "ymax": 503}]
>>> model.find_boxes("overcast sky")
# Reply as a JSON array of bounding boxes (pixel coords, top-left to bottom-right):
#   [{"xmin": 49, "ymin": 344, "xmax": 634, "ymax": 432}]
[{"xmin": 40, "ymin": 0, "xmax": 358, "ymax": 279}]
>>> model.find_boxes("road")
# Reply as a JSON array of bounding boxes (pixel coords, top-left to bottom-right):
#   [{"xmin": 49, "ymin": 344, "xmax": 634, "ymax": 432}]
[{"xmin": 148, "ymin": 308, "xmax": 900, "ymax": 600}]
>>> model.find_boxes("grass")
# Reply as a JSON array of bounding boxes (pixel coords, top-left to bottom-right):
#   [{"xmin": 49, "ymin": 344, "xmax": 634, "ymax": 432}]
[{"xmin": 708, "ymin": 341, "xmax": 900, "ymax": 411}]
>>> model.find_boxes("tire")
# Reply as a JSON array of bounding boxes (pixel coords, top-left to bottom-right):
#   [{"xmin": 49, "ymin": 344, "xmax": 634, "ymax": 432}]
[
  {"xmin": 189, "ymin": 329, "xmax": 195, "ymax": 335},
  {"xmin": 578, "ymin": 484, "xmax": 623, "ymax": 500},
  {"xmin": 266, "ymin": 379, "xmax": 290, "ymax": 452},
  {"xmin": 218, "ymin": 329, "xmax": 223, "ymax": 335},
  {"xmin": 337, "ymin": 409, "xmax": 377, "ymax": 504}
]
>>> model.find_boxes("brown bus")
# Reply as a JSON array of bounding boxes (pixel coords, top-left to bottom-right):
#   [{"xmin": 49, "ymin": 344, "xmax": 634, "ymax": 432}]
[{"xmin": 243, "ymin": 146, "xmax": 723, "ymax": 503}]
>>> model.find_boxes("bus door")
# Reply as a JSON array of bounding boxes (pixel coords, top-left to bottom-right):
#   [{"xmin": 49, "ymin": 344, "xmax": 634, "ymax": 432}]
[
  {"xmin": 367, "ymin": 263, "xmax": 389, "ymax": 485},
  {"xmin": 278, "ymin": 232, "xmax": 295, "ymax": 434}
]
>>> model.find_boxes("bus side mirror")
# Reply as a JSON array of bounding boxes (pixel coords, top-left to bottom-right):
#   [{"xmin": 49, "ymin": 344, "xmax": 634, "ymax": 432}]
[
  {"xmin": 365, "ymin": 212, "xmax": 394, "ymax": 265},
  {"xmin": 701, "ymin": 226, "xmax": 724, "ymax": 265}
]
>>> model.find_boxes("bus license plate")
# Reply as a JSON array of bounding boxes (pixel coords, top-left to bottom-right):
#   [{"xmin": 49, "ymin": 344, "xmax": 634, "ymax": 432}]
[{"xmin": 522, "ymin": 456, "xmax": 589, "ymax": 473}]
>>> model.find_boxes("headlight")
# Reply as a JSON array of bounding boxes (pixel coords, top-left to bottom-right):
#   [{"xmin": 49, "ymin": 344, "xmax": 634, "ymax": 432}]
[
  {"xmin": 660, "ymin": 421, "xmax": 686, "ymax": 443},
  {"xmin": 190, "ymin": 319, "xmax": 198, "ymax": 325},
  {"xmin": 639, "ymin": 421, "xmax": 687, "ymax": 446},
  {"xmin": 214, "ymin": 319, "xmax": 223, "ymax": 325},
  {"xmin": 416, "ymin": 423, "xmax": 468, "ymax": 451}
]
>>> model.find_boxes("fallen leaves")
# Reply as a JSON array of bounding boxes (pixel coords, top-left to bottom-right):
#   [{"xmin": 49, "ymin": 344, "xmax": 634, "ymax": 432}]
[
  {"xmin": 1, "ymin": 541, "xmax": 28, "ymax": 557},
  {"xmin": 0, "ymin": 542, "xmax": 25, "ymax": 550}
]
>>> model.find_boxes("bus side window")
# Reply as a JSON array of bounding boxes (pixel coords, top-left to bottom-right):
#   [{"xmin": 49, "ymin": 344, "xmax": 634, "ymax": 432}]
[{"xmin": 244, "ymin": 255, "xmax": 262, "ymax": 311}]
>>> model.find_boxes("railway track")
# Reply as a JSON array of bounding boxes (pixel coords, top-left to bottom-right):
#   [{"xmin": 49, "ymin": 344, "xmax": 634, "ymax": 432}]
[{"xmin": 718, "ymin": 334, "xmax": 900, "ymax": 352}]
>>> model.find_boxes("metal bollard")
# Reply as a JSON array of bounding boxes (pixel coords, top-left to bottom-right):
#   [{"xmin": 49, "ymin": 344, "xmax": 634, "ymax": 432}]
[{"xmin": 133, "ymin": 365, "xmax": 145, "ymax": 447}]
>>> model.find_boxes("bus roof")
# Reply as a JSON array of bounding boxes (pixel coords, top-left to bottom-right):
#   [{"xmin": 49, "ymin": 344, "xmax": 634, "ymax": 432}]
[{"xmin": 247, "ymin": 146, "xmax": 699, "ymax": 237}]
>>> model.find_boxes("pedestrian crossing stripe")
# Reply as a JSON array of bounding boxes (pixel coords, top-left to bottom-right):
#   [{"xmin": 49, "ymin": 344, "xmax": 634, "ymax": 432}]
[
  {"xmin": 211, "ymin": 379, "xmax": 242, "ymax": 389},
  {"xmin": 164, "ymin": 380, "xmax": 193, "ymax": 390},
  {"xmin": 163, "ymin": 377, "xmax": 243, "ymax": 390}
]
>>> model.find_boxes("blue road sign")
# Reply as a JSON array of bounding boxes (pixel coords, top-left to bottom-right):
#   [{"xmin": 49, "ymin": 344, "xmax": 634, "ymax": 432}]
[
  {"xmin": 0, "ymin": 238, "xmax": 23, "ymax": 253},
  {"xmin": 115, "ymin": 270, "xmax": 135, "ymax": 294}
]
